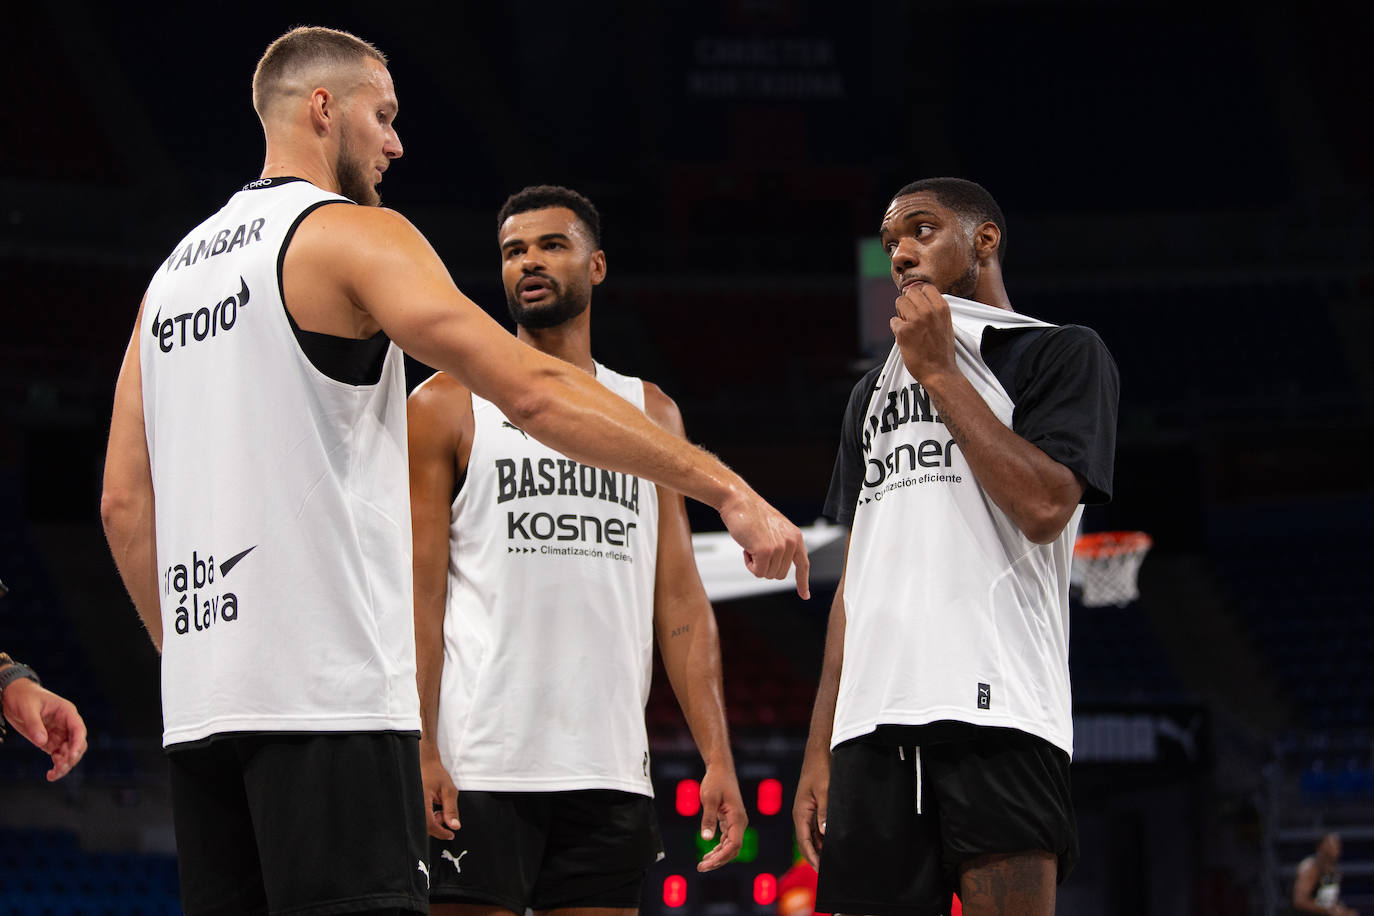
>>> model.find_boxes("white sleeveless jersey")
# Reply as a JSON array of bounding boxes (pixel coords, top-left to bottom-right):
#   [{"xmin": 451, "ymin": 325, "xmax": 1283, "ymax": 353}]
[
  {"xmin": 436, "ymin": 364, "xmax": 660, "ymax": 794},
  {"xmin": 140, "ymin": 178, "xmax": 419, "ymax": 747},
  {"xmin": 835, "ymin": 295, "xmax": 1083, "ymax": 756}
]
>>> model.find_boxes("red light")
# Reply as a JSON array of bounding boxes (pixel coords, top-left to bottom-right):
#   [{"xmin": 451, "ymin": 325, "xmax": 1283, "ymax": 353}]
[
  {"xmin": 663, "ymin": 874, "xmax": 688, "ymax": 908},
  {"xmin": 753, "ymin": 873, "xmax": 778, "ymax": 905},
  {"xmin": 756, "ymin": 777, "xmax": 783, "ymax": 816},
  {"xmin": 675, "ymin": 778, "xmax": 701, "ymax": 817}
]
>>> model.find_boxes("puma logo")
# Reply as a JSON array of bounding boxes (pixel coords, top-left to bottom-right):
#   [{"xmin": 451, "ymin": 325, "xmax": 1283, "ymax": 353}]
[
  {"xmin": 442, "ymin": 849, "xmax": 469, "ymax": 874},
  {"xmin": 501, "ymin": 420, "xmax": 529, "ymax": 439},
  {"xmin": 416, "ymin": 859, "xmax": 429, "ymax": 889}
]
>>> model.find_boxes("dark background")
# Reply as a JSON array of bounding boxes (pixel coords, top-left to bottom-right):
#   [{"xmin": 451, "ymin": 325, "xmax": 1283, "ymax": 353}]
[{"xmin": 1, "ymin": 1, "xmax": 1371, "ymax": 914}]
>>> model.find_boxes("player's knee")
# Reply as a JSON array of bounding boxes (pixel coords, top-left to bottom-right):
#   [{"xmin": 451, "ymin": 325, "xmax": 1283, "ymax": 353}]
[{"xmin": 957, "ymin": 849, "xmax": 1057, "ymax": 914}]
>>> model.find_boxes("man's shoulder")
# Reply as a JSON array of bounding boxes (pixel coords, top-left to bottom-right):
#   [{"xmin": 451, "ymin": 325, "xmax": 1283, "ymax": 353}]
[
  {"xmin": 985, "ymin": 321, "xmax": 1103, "ymax": 350},
  {"xmin": 410, "ymin": 371, "xmax": 471, "ymax": 403},
  {"xmin": 640, "ymin": 379, "xmax": 684, "ymax": 435},
  {"xmin": 292, "ymin": 201, "xmax": 412, "ymax": 241},
  {"xmin": 407, "ymin": 372, "xmax": 473, "ymax": 440},
  {"xmin": 983, "ymin": 322, "xmax": 1114, "ymax": 378},
  {"xmin": 1046, "ymin": 322, "xmax": 1108, "ymax": 345}
]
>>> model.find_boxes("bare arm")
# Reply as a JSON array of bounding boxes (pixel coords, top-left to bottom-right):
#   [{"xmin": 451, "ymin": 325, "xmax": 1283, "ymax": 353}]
[
  {"xmin": 1, "ymin": 674, "xmax": 88, "ymax": 782},
  {"xmin": 407, "ymin": 373, "xmax": 470, "ymax": 840},
  {"xmin": 285, "ymin": 205, "xmax": 808, "ymax": 594},
  {"xmin": 101, "ymin": 298, "xmax": 163, "ymax": 651},
  {"xmin": 793, "ymin": 536, "xmax": 849, "ymax": 870},
  {"xmin": 890, "ymin": 284, "xmax": 1083, "ymax": 544},
  {"xmin": 646, "ymin": 385, "xmax": 746, "ymax": 872},
  {"xmin": 1293, "ymin": 860, "xmax": 1318, "ymax": 911},
  {"xmin": 1291, "ymin": 859, "xmax": 1353, "ymax": 914}
]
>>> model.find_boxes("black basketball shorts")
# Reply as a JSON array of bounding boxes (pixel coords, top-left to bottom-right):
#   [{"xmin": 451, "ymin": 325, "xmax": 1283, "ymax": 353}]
[
  {"xmin": 428, "ymin": 788, "xmax": 663, "ymax": 911},
  {"xmin": 167, "ymin": 731, "xmax": 429, "ymax": 916},
  {"xmin": 816, "ymin": 723, "xmax": 1078, "ymax": 916}
]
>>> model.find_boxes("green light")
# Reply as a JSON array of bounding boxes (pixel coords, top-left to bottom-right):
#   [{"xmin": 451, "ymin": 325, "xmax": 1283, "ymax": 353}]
[
  {"xmin": 737, "ymin": 827, "xmax": 759, "ymax": 864},
  {"xmin": 694, "ymin": 831, "xmax": 719, "ymax": 857},
  {"xmin": 859, "ymin": 237, "xmax": 890, "ymax": 278},
  {"xmin": 693, "ymin": 827, "xmax": 759, "ymax": 864}
]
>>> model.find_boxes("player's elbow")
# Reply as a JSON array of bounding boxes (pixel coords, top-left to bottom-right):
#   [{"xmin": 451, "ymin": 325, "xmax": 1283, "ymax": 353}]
[
  {"xmin": 1017, "ymin": 500, "xmax": 1078, "ymax": 545},
  {"xmin": 99, "ymin": 487, "xmax": 127, "ymax": 539},
  {"xmin": 503, "ymin": 373, "xmax": 572, "ymax": 437},
  {"xmin": 100, "ymin": 480, "xmax": 144, "ymax": 543},
  {"xmin": 504, "ymin": 386, "xmax": 553, "ymax": 431}
]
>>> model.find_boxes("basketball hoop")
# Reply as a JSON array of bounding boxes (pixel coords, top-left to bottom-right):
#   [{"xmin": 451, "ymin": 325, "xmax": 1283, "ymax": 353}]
[{"xmin": 1072, "ymin": 531, "xmax": 1152, "ymax": 607}]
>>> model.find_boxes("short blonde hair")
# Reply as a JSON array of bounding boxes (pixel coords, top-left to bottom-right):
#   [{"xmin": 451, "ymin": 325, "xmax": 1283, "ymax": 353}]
[{"xmin": 252, "ymin": 26, "xmax": 386, "ymax": 117}]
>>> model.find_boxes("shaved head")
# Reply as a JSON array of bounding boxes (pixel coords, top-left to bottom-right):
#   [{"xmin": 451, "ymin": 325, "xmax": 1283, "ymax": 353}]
[{"xmin": 252, "ymin": 26, "xmax": 387, "ymax": 120}]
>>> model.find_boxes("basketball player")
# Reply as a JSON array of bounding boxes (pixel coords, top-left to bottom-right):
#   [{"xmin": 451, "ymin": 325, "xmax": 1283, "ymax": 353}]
[
  {"xmin": 100, "ymin": 27, "xmax": 805, "ymax": 916},
  {"xmin": 792, "ymin": 178, "xmax": 1119, "ymax": 916},
  {"xmin": 409, "ymin": 185, "xmax": 746, "ymax": 913},
  {"xmin": 1293, "ymin": 833, "xmax": 1357, "ymax": 916}
]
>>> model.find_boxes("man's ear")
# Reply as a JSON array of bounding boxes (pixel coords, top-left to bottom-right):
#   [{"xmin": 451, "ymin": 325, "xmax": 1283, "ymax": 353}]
[
  {"xmin": 973, "ymin": 221, "xmax": 1000, "ymax": 264},
  {"xmin": 309, "ymin": 87, "xmax": 334, "ymax": 136}
]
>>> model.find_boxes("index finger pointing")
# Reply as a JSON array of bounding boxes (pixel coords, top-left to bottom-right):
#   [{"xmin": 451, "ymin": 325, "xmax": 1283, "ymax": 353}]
[{"xmin": 795, "ymin": 539, "xmax": 811, "ymax": 599}]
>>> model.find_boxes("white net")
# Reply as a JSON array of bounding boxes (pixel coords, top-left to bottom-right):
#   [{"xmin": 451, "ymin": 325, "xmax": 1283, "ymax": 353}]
[{"xmin": 1072, "ymin": 531, "xmax": 1152, "ymax": 608}]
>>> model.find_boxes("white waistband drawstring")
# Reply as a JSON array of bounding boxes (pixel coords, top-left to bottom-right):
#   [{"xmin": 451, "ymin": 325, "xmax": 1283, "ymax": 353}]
[
  {"xmin": 915, "ymin": 746, "xmax": 923, "ymax": 814},
  {"xmin": 899, "ymin": 745, "xmax": 923, "ymax": 814}
]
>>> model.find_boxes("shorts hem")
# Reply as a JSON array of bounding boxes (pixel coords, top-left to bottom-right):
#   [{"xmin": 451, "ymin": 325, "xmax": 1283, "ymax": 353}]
[
  {"xmin": 274, "ymin": 891, "xmax": 427, "ymax": 915},
  {"xmin": 532, "ymin": 878, "xmax": 646, "ymax": 911},
  {"xmin": 430, "ymin": 887, "xmax": 524, "ymax": 912}
]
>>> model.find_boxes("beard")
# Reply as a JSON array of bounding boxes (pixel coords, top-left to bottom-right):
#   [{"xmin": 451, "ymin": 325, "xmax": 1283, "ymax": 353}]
[
  {"xmin": 505, "ymin": 275, "xmax": 590, "ymax": 329},
  {"xmin": 336, "ymin": 124, "xmax": 381, "ymax": 207},
  {"xmin": 944, "ymin": 261, "xmax": 979, "ymax": 299}
]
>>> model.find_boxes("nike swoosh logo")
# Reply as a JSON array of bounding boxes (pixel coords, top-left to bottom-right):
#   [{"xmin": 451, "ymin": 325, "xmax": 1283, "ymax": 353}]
[{"xmin": 219, "ymin": 546, "xmax": 257, "ymax": 576}]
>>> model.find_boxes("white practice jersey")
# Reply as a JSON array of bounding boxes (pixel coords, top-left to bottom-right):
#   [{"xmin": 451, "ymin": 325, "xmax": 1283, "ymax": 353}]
[
  {"xmin": 437, "ymin": 364, "xmax": 660, "ymax": 794},
  {"xmin": 140, "ymin": 178, "xmax": 419, "ymax": 747},
  {"xmin": 835, "ymin": 295, "xmax": 1082, "ymax": 756}
]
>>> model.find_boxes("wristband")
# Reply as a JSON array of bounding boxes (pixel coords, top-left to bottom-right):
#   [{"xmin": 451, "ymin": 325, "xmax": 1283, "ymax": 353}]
[{"xmin": 0, "ymin": 655, "xmax": 42, "ymax": 743}]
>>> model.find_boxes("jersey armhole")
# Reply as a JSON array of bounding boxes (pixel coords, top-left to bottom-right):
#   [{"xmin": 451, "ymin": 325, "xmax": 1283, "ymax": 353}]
[
  {"xmin": 452, "ymin": 389, "xmax": 475, "ymax": 508},
  {"xmin": 276, "ymin": 199, "xmax": 389, "ymax": 386}
]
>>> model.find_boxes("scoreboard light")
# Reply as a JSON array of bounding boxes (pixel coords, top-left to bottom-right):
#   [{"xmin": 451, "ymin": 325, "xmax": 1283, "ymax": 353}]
[
  {"xmin": 662, "ymin": 874, "xmax": 688, "ymax": 908},
  {"xmin": 756, "ymin": 777, "xmax": 783, "ymax": 815},
  {"xmin": 753, "ymin": 873, "xmax": 779, "ymax": 905},
  {"xmin": 674, "ymin": 778, "xmax": 701, "ymax": 817}
]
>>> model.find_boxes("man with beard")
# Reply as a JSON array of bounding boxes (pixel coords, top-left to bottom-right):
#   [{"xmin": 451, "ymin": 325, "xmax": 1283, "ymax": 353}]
[
  {"xmin": 101, "ymin": 29, "xmax": 807, "ymax": 916},
  {"xmin": 408, "ymin": 186, "xmax": 747, "ymax": 915},
  {"xmin": 792, "ymin": 178, "xmax": 1118, "ymax": 916}
]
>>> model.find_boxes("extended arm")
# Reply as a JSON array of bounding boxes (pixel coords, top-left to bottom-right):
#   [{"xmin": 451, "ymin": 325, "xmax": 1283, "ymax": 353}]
[
  {"xmin": 407, "ymin": 373, "xmax": 469, "ymax": 840},
  {"xmin": 647, "ymin": 386, "xmax": 746, "ymax": 872},
  {"xmin": 890, "ymin": 284, "xmax": 1083, "ymax": 544},
  {"xmin": 793, "ymin": 538, "xmax": 849, "ymax": 870},
  {"xmin": 101, "ymin": 300, "xmax": 163, "ymax": 650},
  {"xmin": 286, "ymin": 205, "xmax": 808, "ymax": 594}
]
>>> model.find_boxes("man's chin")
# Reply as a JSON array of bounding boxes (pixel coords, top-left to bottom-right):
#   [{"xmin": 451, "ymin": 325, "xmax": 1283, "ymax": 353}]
[{"xmin": 507, "ymin": 298, "xmax": 586, "ymax": 330}]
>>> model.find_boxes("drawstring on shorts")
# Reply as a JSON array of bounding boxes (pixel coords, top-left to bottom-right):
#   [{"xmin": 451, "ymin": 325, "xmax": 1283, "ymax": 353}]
[{"xmin": 900, "ymin": 745, "xmax": 923, "ymax": 814}]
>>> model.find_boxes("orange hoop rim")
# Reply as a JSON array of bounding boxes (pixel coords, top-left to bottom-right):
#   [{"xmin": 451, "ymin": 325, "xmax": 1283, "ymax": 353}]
[{"xmin": 1074, "ymin": 530, "xmax": 1152, "ymax": 559}]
